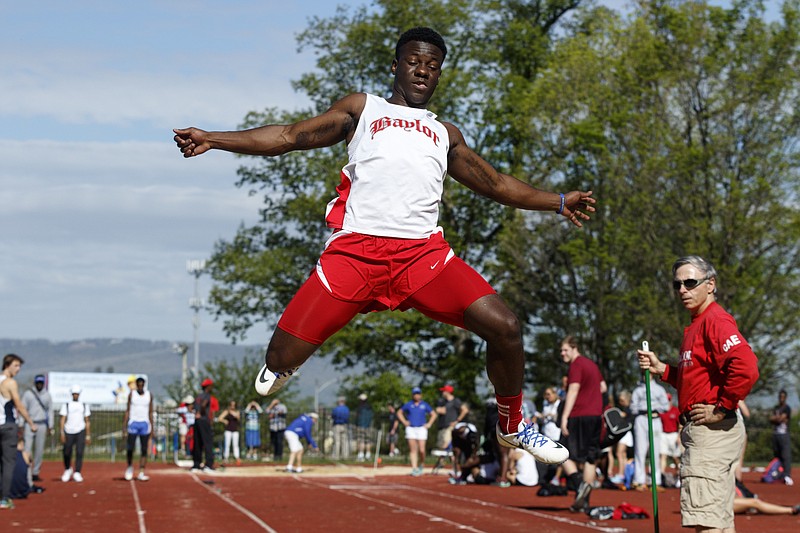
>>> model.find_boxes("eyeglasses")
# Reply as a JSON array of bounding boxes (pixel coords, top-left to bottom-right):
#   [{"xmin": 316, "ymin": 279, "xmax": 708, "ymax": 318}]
[{"xmin": 672, "ymin": 278, "xmax": 707, "ymax": 291}]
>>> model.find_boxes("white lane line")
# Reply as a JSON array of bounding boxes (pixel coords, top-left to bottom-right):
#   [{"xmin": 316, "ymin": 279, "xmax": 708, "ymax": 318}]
[
  {"xmin": 295, "ymin": 477, "xmax": 488, "ymax": 533},
  {"xmin": 190, "ymin": 473, "xmax": 279, "ymax": 533},
  {"xmin": 128, "ymin": 480, "xmax": 147, "ymax": 533},
  {"xmin": 388, "ymin": 482, "xmax": 627, "ymax": 533}
]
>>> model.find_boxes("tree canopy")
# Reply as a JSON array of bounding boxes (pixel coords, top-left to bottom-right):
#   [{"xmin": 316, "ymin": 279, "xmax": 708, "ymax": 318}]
[{"xmin": 204, "ymin": 0, "xmax": 800, "ymax": 407}]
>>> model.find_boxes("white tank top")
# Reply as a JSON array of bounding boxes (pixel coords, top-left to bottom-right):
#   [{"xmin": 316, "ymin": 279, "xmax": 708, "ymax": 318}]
[
  {"xmin": 0, "ymin": 375, "xmax": 15, "ymax": 425},
  {"xmin": 128, "ymin": 390, "xmax": 151, "ymax": 422},
  {"xmin": 325, "ymin": 94, "xmax": 450, "ymax": 239}
]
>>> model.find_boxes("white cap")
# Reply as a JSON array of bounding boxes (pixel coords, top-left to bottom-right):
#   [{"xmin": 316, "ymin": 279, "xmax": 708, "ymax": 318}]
[
  {"xmin": 358, "ymin": 393, "xmax": 368, "ymax": 401},
  {"xmin": 308, "ymin": 412, "xmax": 319, "ymax": 419},
  {"xmin": 71, "ymin": 384, "xmax": 82, "ymax": 394}
]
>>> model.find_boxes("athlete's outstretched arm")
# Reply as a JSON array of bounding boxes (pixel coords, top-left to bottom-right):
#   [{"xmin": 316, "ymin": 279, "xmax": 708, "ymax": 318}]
[
  {"xmin": 174, "ymin": 93, "xmax": 365, "ymax": 158},
  {"xmin": 444, "ymin": 123, "xmax": 595, "ymax": 227}
]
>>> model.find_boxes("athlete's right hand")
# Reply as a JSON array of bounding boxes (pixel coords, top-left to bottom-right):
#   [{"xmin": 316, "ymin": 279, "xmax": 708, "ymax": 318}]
[{"xmin": 173, "ymin": 127, "xmax": 211, "ymax": 158}]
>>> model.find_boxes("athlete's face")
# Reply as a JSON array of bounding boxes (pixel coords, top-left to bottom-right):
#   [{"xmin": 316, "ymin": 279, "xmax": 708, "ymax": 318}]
[
  {"xmin": 673, "ymin": 264, "xmax": 715, "ymax": 315},
  {"xmin": 391, "ymin": 41, "xmax": 444, "ymax": 108}
]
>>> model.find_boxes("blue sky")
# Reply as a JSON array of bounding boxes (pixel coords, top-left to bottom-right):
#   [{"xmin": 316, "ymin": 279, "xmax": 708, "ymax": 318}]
[{"xmin": 0, "ymin": 1, "xmax": 781, "ymax": 346}]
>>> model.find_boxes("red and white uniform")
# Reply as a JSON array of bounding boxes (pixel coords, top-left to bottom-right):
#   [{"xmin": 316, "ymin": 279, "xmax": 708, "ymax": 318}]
[
  {"xmin": 325, "ymin": 94, "xmax": 450, "ymax": 239},
  {"xmin": 278, "ymin": 94, "xmax": 495, "ymax": 344},
  {"xmin": 661, "ymin": 302, "xmax": 759, "ymax": 413}
]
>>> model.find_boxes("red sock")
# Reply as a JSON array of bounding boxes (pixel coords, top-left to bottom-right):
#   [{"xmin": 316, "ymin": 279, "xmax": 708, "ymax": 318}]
[{"xmin": 496, "ymin": 392, "xmax": 524, "ymax": 434}]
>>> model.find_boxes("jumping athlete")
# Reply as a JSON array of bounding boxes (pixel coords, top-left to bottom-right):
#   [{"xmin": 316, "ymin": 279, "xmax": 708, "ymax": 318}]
[{"xmin": 174, "ymin": 27, "xmax": 596, "ymax": 465}]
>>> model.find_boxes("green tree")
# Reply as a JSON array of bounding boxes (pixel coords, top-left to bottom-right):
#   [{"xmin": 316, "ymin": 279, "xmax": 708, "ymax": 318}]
[{"xmin": 498, "ymin": 0, "xmax": 800, "ymax": 394}]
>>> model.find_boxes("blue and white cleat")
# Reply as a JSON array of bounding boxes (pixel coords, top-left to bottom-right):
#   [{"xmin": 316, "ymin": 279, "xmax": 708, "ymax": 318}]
[
  {"xmin": 496, "ymin": 422, "xmax": 569, "ymax": 464},
  {"xmin": 254, "ymin": 364, "xmax": 299, "ymax": 396}
]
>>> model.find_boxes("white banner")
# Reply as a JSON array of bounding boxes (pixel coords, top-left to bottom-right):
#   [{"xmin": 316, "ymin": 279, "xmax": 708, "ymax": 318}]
[{"xmin": 48, "ymin": 371, "xmax": 149, "ymax": 407}]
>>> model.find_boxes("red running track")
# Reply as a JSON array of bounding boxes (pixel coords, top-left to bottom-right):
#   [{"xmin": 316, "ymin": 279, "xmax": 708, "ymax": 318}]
[{"xmin": 4, "ymin": 461, "xmax": 799, "ymax": 533}]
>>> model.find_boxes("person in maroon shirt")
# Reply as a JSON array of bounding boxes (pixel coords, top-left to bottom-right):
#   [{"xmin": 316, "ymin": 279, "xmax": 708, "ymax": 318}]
[
  {"xmin": 659, "ymin": 394, "xmax": 682, "ymax": 478},
  {"xmin": 559, "ymin": 336, "xmax": 607, "ymax": 513},
  {"xmin": 638, "ymin": 255, "xmax": 758, "ymax": 532}
]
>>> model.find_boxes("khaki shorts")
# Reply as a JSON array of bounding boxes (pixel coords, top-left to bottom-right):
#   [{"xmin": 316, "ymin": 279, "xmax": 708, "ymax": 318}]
[
  {"xmin": 679, "ymin": 416, "xmax": 744, "ymax": 529},
  {"xmin": 436, "ymin": 427, "xmax": 453, "ymax": 450}
]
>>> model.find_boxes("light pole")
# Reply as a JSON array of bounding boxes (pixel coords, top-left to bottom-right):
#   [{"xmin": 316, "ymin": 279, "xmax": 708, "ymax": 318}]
[
  {"xmin": 314, "ymin": 377, "xmax": 338, "ymax": 414},
  {"xmin": 172, "ymin": 343, "xmax": 189, "ymax": 389},
  {"xmin": 186, "ymin": 259, "xmax": 206, "ymax": 375}
]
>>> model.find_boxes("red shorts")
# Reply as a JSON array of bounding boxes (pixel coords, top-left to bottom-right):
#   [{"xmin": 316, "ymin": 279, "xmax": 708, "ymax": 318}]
[{"xmin": 277, "ymin": 231, "xmax": 495, "ymax": 345}]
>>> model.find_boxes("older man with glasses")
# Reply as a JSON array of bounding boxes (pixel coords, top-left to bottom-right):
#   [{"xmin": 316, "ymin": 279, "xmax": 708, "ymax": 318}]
[{"xmin": 637, "ymin": 255, "xmax": 759, "ymax": 533}]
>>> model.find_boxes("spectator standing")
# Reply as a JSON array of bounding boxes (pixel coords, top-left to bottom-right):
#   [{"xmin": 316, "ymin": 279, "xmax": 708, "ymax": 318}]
[
  {"xmin": 1, "ymin": 354, "xmax": 38, "ymax": 510},
  {"xmin": 638, "ymin": 255, "xmax": 759, "ymax": 532},
  {"xmin": 386, "ymin": 403, "xmax": 400, "ymax": 457},
  {"xmin": 59, "ymin": 385, "xmax": 90, "ymax": 483},
  {"xmin": 122, "ymin": 376, "xmax": 153, "ymax": 481},
  {"xmin": 355, "ymin": 393, "xmax": 374, "ymax": 461},
  {"xmin": 176, "ymin": 395, "xmax": 195, "ymax": 457},
  {"xmin": 631, "ymin": 373, "xmax": 670, "ymax": 490},
  {"xmin": 659, "ymin": 393, "xmax": 682, "ymax": 479},
  {"xmin": 284, "ymin": 413, "xmax": 319, "ymax": 473},
  {"xmin": 267, "ymin": 398, "xmax": 287, "ymax": 461},
  {"xmin": 21, "ymin": 374, "xmax": 51, "ymax": 482},
  {"xmin": 218, "ymin": 400, "xmax": 242, "ymax": 466},
  {"xmin": 559, "ymin": 336, "xmax": 607, "ymax": 513},
  {"xmin": 331, "ymin": 396, "xmax": 350, "ymax": 460},
  {"xmin": 243, "ymin": 401, "xmax": 263, "ymax": 460},
  {"xmin": 397, "ymin": 387, "xmax": 437, "ymax": 476},
  {"xmin": 770, "ymin": 389, "xmax": 793, "ymax": 486},
  {"xmin": 435, "ymin": 384, "xmax": 470, "ymax": 453},
  {"xmin": 191, "ymin": 378, "xmax": 217, "ymax": 473}
]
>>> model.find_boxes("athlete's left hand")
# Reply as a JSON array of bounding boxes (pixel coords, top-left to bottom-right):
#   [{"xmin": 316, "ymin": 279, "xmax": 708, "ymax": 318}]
[{"xmin": 561, "ymin": 190, "xmax": 596, "ymax": 228}]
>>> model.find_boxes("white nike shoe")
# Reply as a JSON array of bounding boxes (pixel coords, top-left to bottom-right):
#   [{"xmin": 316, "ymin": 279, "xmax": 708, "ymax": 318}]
[
  {"xmin": 254, "ymin": 364, "xmax": 299, "ymax": 396},
  {"xmin": 496, "ymin": 422, "xmax": 569, "ymax": 464},
  {"xmin": 124, "ymin": 466, "xmax": 134, "ymax": 481}
]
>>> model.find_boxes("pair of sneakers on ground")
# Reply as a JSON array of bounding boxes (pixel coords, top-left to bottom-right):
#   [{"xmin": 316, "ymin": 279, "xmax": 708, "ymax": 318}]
[
  {"xmin": 61, "ymin": 468, "xmax": 83, "ymax": 482},
  {"xmin": 285, "ymin": 465, "xmax": 304, "ymax": 473},
  {"xmin": 255, "ymin": 363, "xmax": 570, "ymax": 465},
  {"xmin": 124, "ymin": 466, "xmax": 149, "ymax": 481}
]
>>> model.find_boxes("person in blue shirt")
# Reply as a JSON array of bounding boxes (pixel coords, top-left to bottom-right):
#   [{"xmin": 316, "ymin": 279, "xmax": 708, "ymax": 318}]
[
  {"xmin": 397, "ymin": 387, "xmax": 437, "ymax": 476},
  {"xmin": 331, "ymin": 397, "xmax": 350, "ymax": 460},
  {"xmin": 284, "ymin": 413, "xmax": 318, "ymax": 473}
]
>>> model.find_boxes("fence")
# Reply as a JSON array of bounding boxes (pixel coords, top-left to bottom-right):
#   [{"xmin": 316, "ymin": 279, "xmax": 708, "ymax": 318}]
[{"xmin": 34, "ymin": 406, "xmax": 418, "ymax": 463}]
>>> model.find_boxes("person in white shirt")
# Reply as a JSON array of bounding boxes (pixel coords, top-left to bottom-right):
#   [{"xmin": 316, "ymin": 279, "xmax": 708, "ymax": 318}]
[
  {"xmin": 122, "ymin": 377, "xmax": 153, "ymax": 481},
  {"xmin": 59, "ymin": 385, "xmax": 91, "ymax": 483}
]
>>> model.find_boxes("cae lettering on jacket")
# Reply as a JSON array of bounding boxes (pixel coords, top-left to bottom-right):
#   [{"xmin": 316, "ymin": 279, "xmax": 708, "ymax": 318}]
[
  {"xmin": 722, "ymin": 335, "xmax": 742, "ymax": 353},
  {"xmin": 369, "ymin": 116, "xmax": 440, "ymax": 146}
]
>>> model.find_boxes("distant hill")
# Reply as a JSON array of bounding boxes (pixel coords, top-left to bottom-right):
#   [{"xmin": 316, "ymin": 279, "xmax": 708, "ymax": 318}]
[{"xmin": 0, "ymin": 338, "xmax": 354, "ymax": 406}]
